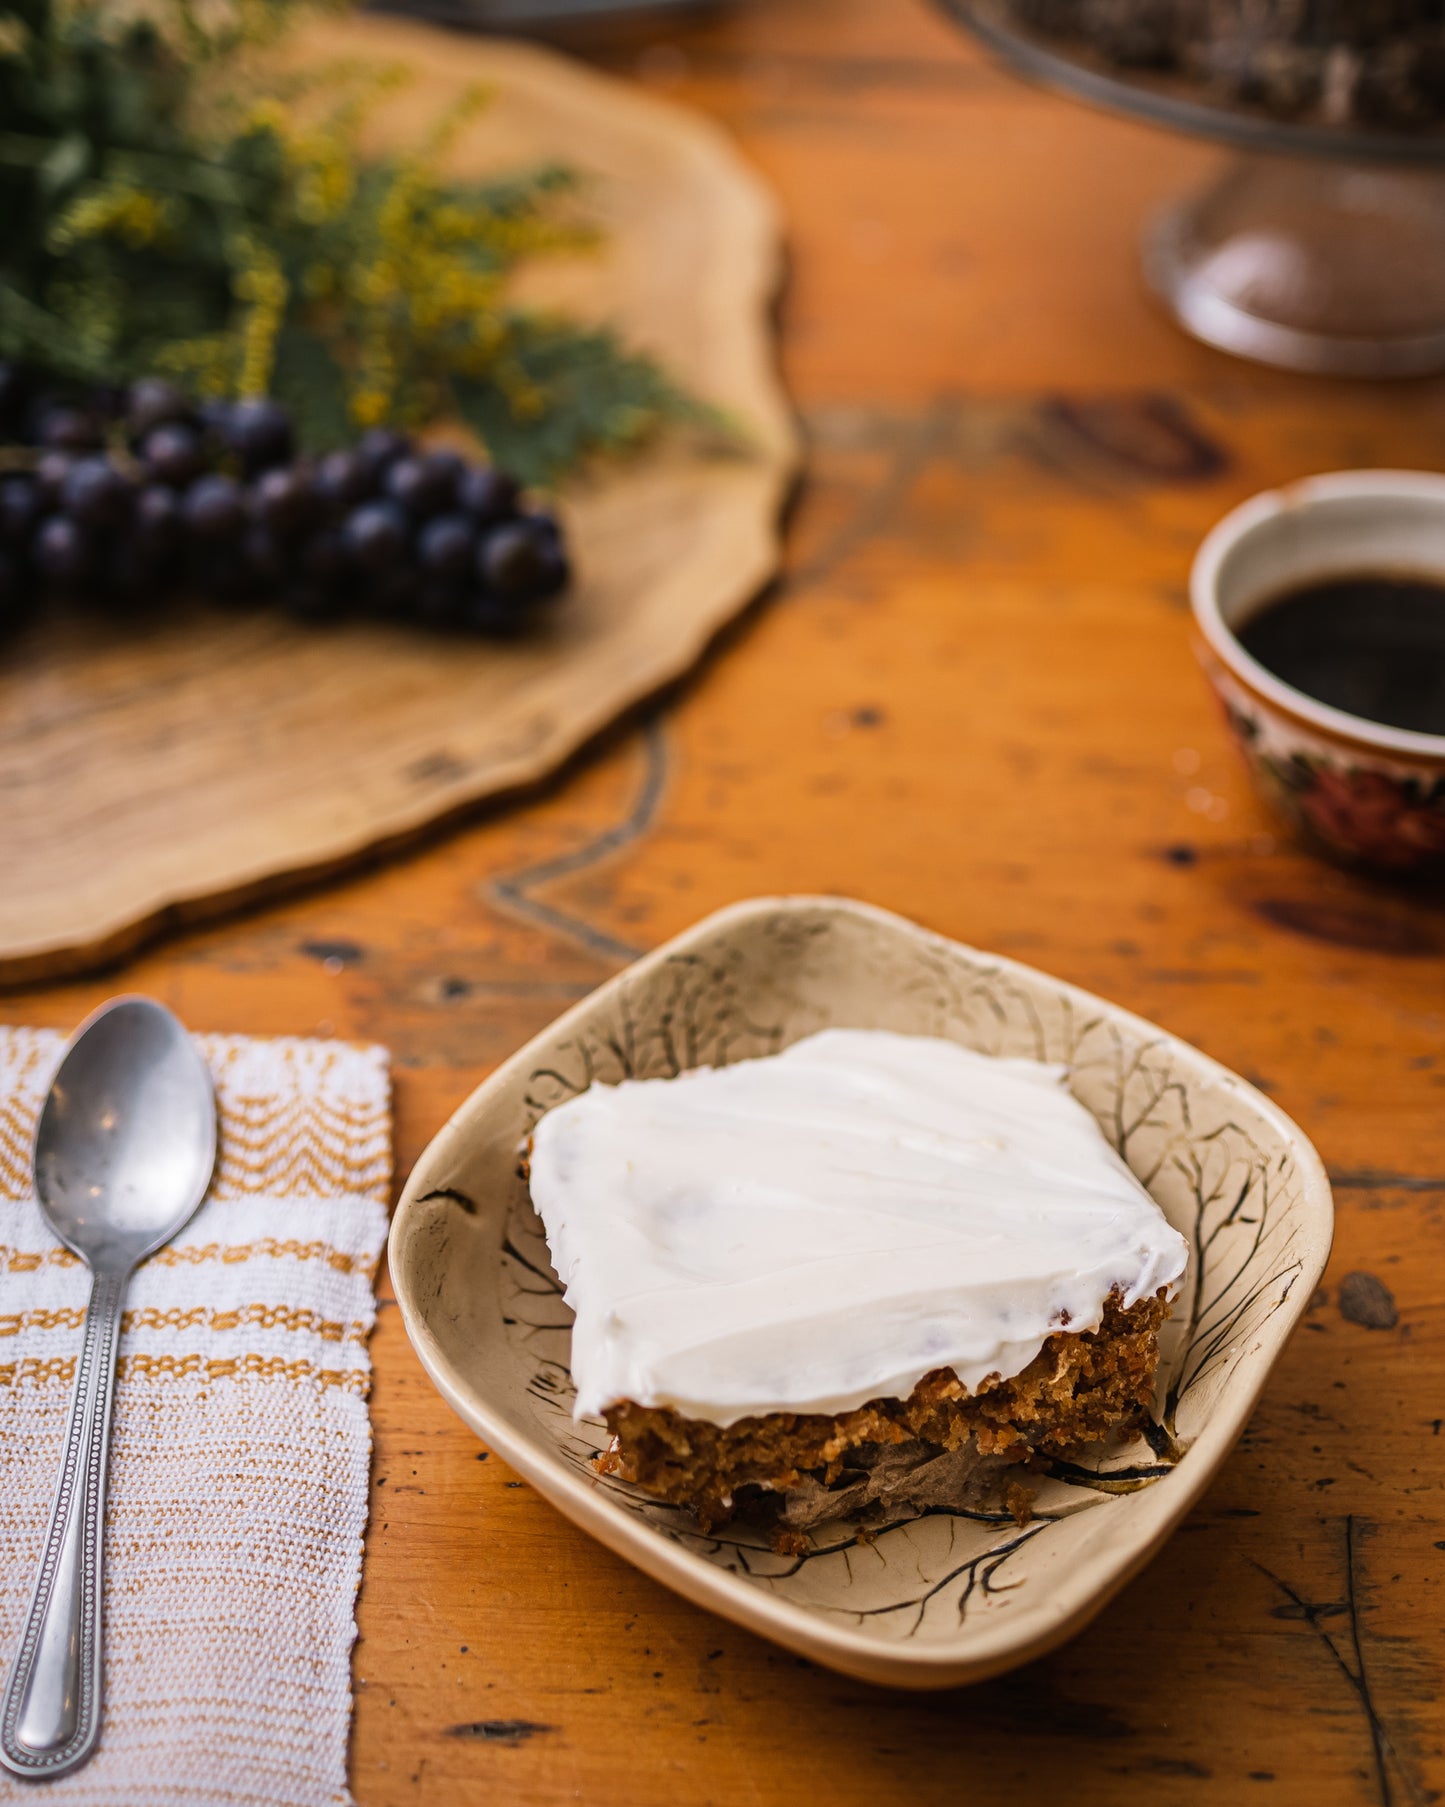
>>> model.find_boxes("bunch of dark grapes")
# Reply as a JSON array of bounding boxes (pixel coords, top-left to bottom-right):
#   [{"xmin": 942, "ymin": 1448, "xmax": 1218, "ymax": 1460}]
[{"xmin": 0, "ymin": 365, "xmax": 570, "ymax": 636}]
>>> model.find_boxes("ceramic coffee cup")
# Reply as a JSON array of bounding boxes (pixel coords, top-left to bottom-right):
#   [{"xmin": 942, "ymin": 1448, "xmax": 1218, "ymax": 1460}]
[{"xmin": 1191, "ymin": 469, "xmax": 1445, "ymax": 873}]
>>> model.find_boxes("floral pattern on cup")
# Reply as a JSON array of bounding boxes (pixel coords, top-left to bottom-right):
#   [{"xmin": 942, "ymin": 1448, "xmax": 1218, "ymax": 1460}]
[{"xmin": 1223, "ymin": 695, "xmax": 1445, "ymax": 873}]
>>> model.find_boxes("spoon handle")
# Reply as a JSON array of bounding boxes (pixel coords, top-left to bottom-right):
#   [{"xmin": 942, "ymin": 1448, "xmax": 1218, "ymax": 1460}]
[{"xmin": 0, "ymin": 1265, "xmax": 128, "ymax": 1780}]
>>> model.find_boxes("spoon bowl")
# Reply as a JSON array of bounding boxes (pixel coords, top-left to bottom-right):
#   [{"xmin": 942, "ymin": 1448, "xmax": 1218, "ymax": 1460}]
[
  {"xmin": 1, "ymin": 997, "xmax": 216, "ymax": 1780},
  {"xmin": 34, "ymin": 998, "xmax": 218, "ymax": 1269}
]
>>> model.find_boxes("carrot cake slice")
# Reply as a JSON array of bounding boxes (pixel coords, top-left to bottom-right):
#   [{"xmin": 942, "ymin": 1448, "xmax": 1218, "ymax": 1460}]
[{"xmin": 528, "ymin": 1028, "xmax": 1189, "ymax": 1536}]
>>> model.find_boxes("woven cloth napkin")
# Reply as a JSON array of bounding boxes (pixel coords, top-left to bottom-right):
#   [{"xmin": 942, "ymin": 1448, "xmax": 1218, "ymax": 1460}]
[{"xmin": 0, "ymin": 1027, "xmax": 390, "ymax": 1807}]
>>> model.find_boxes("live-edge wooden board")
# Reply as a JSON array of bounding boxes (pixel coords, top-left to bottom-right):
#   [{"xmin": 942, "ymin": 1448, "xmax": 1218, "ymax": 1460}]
[{"xmin": 0, "ymin": 15, "xmax": 797, "ymax": 983}]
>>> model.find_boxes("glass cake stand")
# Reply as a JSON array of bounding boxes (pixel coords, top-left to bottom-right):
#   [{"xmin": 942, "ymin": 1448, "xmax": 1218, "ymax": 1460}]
[{"xmin": 936, "ymin": 0, "xmax": 1445, "ymax": 376}]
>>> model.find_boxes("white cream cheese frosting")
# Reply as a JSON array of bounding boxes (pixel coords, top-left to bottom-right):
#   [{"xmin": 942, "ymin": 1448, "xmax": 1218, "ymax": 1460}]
[{"xmin": 528, "ymin": 1028, "xmax": 1190, "ymax": 1427}]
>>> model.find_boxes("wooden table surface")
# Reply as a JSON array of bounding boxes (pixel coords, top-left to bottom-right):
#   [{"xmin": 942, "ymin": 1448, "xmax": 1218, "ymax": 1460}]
[{"xmin": 12, "ymin": 0, "xmax": 1445, "ymax": 1799}]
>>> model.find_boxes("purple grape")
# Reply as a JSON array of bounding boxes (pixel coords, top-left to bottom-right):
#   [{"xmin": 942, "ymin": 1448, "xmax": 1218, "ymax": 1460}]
[
  {"xmin": 134, "ymin": 484, "xmax": 183, "ymax": 558},
  {"xmin": 475, "ymin": 520, "xmax": 555, "ymax": 601},
  {"xmin": 356, "ymin": 428, "xmax": 411, "ymax": 486},
  {"xmin": 142, "ymin": 422, "xmax": 206, "ymax": 489},
  {"xmin": 225, "ymin": 398, "xmax": 294, "ymax": 476},
  {"xmin": 127, "ymin": 377, "xmax": 194, "ymax": 438},
  {"xmin": 457, "ymin": 465, "xmax": 519, "ymax": 525},
  {"xmin": 183, "ymin": 473, "xmax": 245, "ymax": 541},
  {"xmin": 417, "ymin": 513, "xmax": 474, "ymax": 580},
  {"xmin": 281, "ymin": 583, "xmax": 344, "ymax": 624},
  {"xmin": 360, "ymin": 569, "xmax": 418, "ymax": 618},
  {"xmin": 97, "ymin": 541, "xmax": 164, "ymax": 609},
  {"xmin": 316, "ymin": 449, "xmax": 373, "ymax": 511},
  {"xmin": 384, "ymin": 454, "xmax": 456, "ymax": 522},
  {"xmin": 341, "ymin": 500, "xmax": 407, "ymax": 571},
  {"xmin": 87, "ymin": 381, "xmax": 128, "ymax": 420},
  {"xmin": 522, "ymin": 513, "xmax": 570, "ymax": 598},
  {"xmin": 300, "ymin": 527, "xmax": 347, "ymax": 588},
  {"xmin": 36, "ymin": 405, "xmax": 104, "ymax": 452},
  {"xmin": 422, "ymin": 448, "xmax": 466, "ymax": 506},
  {"xmin": 538, "ymin": 545, "xmax": 569, "ymax": 599},
  {"xmin": 188, "ymin": 545, "xmax": 258, "ymax": 603},
  {"xmin": 62, "ymin": 457, "xmax": 132, "ymax": 530},
  {"xmin": 199, "ymin": 397, "xmax": 235, "ymax": 437},
  {"xmin": 0, "ymin": 545, "xmax": 23, "ymax": 621},
  {"xmin": 427, "ymin": 448, "xmax": 466, "ymax": 482},
  {"xmin": 35, "ymin": 452, "xmax": 73, "ymax": 508},
  {"xmin": 242, "ymin": 526, "xmax": 287, "ymax": 588},
  {"xmin": 249, "ymin": 466, "xmax": 317, "ymax": 540},
  {"xmin": 0, "ymin": 477, "xmax": 42, "ymax": 546},
  {"xmin": 32, "ymin": 515, "xmax": 92, "ymax": 587},
  {"xmin": 461, "ymin": 589, "xmax": 528, "ymax": 637},
  {"xmin": 413, "ymin": 580, "xmax": 465, "ymax": 631}
]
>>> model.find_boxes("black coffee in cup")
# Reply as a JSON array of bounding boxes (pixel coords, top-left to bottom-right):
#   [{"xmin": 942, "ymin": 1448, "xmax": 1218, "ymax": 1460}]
[{"xmin": 1237, "ymin": 572, "xmax": 1445, "ymax": 737}]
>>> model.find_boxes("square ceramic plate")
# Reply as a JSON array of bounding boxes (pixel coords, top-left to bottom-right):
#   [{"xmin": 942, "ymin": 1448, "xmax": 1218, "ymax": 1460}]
[{"xmin": 390, "ymin": 897, "xmax": 1333, "ymax": 1688}]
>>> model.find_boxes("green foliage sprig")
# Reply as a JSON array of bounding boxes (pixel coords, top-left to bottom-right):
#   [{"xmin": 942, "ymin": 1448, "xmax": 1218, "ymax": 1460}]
[{"xmin": 0, "ymin": 0, "xmax": 717, "ymax": 484}]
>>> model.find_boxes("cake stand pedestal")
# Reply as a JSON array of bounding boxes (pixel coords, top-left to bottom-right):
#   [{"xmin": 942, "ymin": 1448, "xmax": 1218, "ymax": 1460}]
[
  {"xmin": 1145, "ymin": 157, "xmax": 1445, "ymax": 376},
  {"xmin": 938, "ymin": 0, "xmax": 1445, "ymax": 376}
]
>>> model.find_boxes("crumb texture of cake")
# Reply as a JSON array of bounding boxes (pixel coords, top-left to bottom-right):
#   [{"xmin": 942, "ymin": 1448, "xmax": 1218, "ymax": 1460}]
[
  {"xmin": 600, "ymin": 1289, "xmax": 1171, "ymax": 1533},
  {"xmin": 527, "ymin": 1028, "xmax": 1189, "ymax": 1431}
]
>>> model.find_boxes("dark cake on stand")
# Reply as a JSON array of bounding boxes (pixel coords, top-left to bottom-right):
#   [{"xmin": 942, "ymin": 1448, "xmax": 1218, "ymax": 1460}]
[{"xmin": 1015, "ymin": 0, "xmax": 1445, "ymax": 130}]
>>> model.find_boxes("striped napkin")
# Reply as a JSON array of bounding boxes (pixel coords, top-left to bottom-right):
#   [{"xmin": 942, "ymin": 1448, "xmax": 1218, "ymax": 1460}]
[{"xmin": 0, "ymin": 1027, "xmax": 390, "ymax": 1807}]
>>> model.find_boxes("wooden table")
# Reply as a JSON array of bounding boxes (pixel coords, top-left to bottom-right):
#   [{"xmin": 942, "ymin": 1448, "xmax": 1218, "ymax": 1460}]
[{"xmin": 13, "ymin": 1, "xmax": 1445, "ymax": 1799}]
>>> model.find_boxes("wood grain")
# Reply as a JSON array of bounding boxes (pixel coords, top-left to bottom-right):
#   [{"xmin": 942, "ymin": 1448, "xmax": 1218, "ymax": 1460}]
[
  {"xmin": 6, "ymin": 0, "xmax": 1445, "ymax": 1801},
  {"xmin": 0, "ymin": 16, "xmax": 796, "ymax": 983}
]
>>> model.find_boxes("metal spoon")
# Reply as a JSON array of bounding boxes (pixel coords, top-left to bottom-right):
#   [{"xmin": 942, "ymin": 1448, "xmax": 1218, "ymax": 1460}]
[{"xmin": 0, "ymin": 998, "xmax": 216, "ymax": 1781}]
